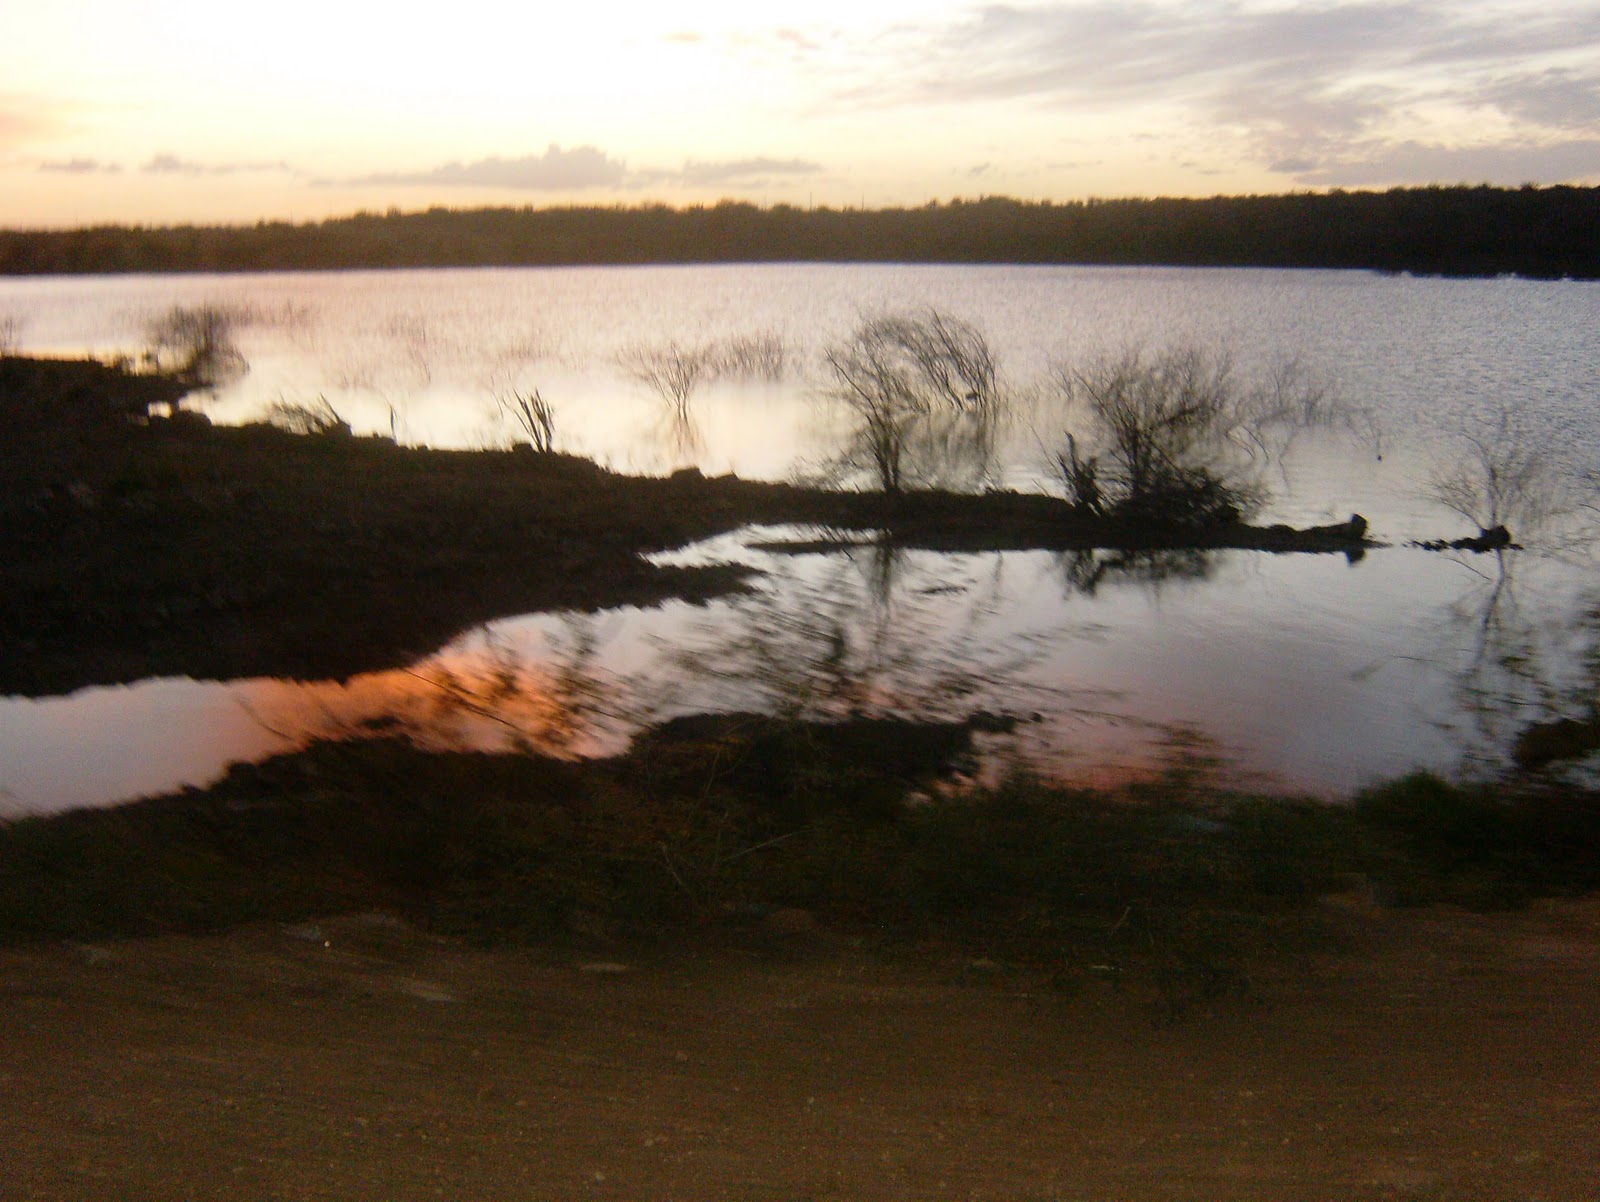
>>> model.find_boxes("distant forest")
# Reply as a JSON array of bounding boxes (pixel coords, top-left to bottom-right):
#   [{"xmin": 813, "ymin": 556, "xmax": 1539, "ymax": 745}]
[{"xmin": 2, "ymin": 186, "xmax": 1597, "ymax": 278}]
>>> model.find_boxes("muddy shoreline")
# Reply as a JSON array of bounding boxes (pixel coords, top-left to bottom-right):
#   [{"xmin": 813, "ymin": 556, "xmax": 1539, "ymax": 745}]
[{"xmin": 2, "ymin": 356, "xmax": 1372, "ymax": 697}]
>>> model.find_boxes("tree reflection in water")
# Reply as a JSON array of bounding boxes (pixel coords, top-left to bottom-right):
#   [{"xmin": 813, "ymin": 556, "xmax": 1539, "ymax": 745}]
[
  {"xmin": 1436, "ymin": 550, "xmax": 1600, "ymax": 780},
  {"xmin": 660, "ymin": 538, "xmax": 1062, "ymax": 728},
  {"xmin": 654, "ymin": 407, "xmax": 704, "ymax": 465},
  {"xmin": 245, "ymin": 615, "xmax": 641, "ymax": 760},
  {"xmin": 654, "ymin": 533, "xmax": 1275, "ymax": 791},
  {"xmin": 1054, "ymin": 546, "xmax": 1216, "ymax": 598},
  {"xmin": 226, "ymin": 528, "xmax": 1596, "ymax": 799}
]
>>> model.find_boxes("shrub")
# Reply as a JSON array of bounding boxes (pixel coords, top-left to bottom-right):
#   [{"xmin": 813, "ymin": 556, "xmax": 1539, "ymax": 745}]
[
  {"xmin": 1352, "ymin": 772, "xmax": 1600, "ymax": 907},
  {"xmin": 497, "ymin": 388, "xmax": 557, "ymax": 453},
  {"xmin": 264, "ymin": 396, "xmax": 350, "ymax": 436},
  {"xmin": 1056, "ymin": 347, "xmax": 1254, "ymax": 526},
  {"xmin": 1055, "ymin": 347, "xmax": 1343, "ymax": 528}
]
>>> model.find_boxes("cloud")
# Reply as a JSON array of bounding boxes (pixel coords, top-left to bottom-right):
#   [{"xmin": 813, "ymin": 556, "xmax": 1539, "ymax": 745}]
[
  {"xmin": 724, "ymin": 23, "xmax": 838, "ymax": 66},
  {"xmin": 352, "ymin": 145, "xmax": 629, "ymax": 190},
  {"xmin": 1269, "ymin": 157, "xmax": 1318, "ymax": 175},
  {"xmin": 1481, "ymin": 67, "xmax": 1600, "ymax": 131},
  {"xmin": 338, "ymin": 147, "xmax": 823, "ymax": 195},
  {"xmin": 775, "ymin": 28, "xmax": 822, "ymax": 52},
  {"xmin": 143, "ymin": 153, "xmax": 292, "ymax": 176},
  {"xmin": 40, "ymin": 157, "xmax": 121, "ymax": 174},
  {"xmin": 0, "ymin": 111, "xmax": 47, "ymax": 146},
  {"xmin": 678, "ymin": 156, "xmax": 823, "ymax": 186},
  {"xmin": 842, "ymin": 2, "xmax": 1600, "ymax": 185},
  {"xmin": 144, "ymin": 153, "xmax": 209, "ymax": 175},
  {"xmin": 872, "ymin": 3, "xmax": 1600, "ymax": 113},
  {"xmin": 1285, "ymin": 138, "xmax": 1600, "ymax": 187}
]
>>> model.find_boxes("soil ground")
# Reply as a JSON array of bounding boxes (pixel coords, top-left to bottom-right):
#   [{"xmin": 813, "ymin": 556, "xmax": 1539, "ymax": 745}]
[{"xmin": 4, "ymin": 897, "xmax": 1599, "ymax": 1202}]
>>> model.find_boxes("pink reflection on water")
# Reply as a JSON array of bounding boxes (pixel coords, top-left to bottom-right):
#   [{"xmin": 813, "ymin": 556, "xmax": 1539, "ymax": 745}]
[{"xmin": 0, "ymin": 625, "xmax": 631, "ymax": 817}]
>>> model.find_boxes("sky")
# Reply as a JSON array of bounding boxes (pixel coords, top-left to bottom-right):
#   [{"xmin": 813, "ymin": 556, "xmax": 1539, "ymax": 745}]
[{"xmin": 2, "ymin": 0, "xmax": 1598, "ymax": 228}]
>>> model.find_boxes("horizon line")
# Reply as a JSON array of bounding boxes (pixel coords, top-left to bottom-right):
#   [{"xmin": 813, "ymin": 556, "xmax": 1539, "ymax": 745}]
[{"xmin": 2, "ymin": 182, "xmax": 1591, "ymax": 235}]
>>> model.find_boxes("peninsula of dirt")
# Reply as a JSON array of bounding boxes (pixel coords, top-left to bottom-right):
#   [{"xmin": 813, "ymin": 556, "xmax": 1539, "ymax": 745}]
[{"xmin": 1, "ymin": 356, "xmax": 1372, "ymax": 696}]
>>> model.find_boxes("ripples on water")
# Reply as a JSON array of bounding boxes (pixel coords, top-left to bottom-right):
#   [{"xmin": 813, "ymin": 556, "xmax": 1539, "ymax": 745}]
[{"xmin": 1, "ymin": 266, "xmax": 1595, "ymax": 813}]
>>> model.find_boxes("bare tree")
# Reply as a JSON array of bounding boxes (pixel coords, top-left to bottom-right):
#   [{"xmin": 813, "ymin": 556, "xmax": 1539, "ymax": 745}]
[
  {"xmin": 381, "ymin": 312, "xmax": 441, "ymax": 390},
  {"xmin": 617, "ymin": 340, "xmax": 716, "ymax": 418},
  {"xmin": 1054, "ymin": 346, "xmax": 1346, "ymax": 527},
  {"xmin": 889, "ymin": 309, "xmax": 999, "ymax": 413},
  {"xmin": 1424, "ymin": 407, "xmax": 1576, "ymax": 544},
  {"xmin": 711, "ymin": 330, "xmax": 789, "ymax": 381},
  {"xmin": 823, "ymin": 309, "xmax": 1004, "ymax": 493},
  {"xmin": 145, "ymin": 303, "xmax": 246, "ymax": 387}
]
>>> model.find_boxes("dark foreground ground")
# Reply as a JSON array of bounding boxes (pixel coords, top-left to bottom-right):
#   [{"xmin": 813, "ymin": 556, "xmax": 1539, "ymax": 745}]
[
  {"xmin": 4, "ymin": 357, "xmax": 1598, "ymax": 1200},
  {"xmin": 5, "ymin": 899, "xmax": 1600, "ymax": 1202}
]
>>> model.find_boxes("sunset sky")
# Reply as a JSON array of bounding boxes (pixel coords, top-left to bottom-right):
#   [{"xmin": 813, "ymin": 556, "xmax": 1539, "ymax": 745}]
[{"xmin": 3, "ymin": 0, "xmax": 1598, "ymax": 228}]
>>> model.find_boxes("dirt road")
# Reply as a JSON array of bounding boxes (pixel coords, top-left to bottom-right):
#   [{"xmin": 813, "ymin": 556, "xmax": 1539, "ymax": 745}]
[{"xmin": 4, "ymin": 898, "xmax": 1599, "ymax": 1201}]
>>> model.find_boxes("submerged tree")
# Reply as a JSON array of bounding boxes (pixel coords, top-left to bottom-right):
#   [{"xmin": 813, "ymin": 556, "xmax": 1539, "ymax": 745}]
[
  {"xmin": 616, "ymin": 339, "xmax": 716, "ymax": 418},
  {"xmin": 144, "ymin": 303, "xmax": 246, "ymax": 387},
  {"xmin": 1423, "ymin": 406, "xmax": 1582, "ymax": 546},
  {"xmin": 823, "ymin": 309, "xmax": 1004, "ymax": 493},
  {"xmin": 1055, "ymin": 346, "xmax": 1343, "ymax": 528}
]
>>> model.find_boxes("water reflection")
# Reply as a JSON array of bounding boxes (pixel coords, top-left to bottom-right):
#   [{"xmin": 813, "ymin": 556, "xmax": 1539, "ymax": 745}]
[
  {"xmin": 651, "ymin": 529, "xmax": 1466, "ymax": 795},
  {"xmin": 242, "ymin": 617, "xmax": 634, "ymax": 760},
  {"xmin": 1054, "ymin": 546, "xmax": 1217, "ymax": 596},
  {"xmin": 659, "ymin": 540, "xmax": 1079, "ymax": 726},
  {"xmin": 653, "ymin": 408, "xmax": 705, "ymax": 465},
  {"xmin": 4, "ymin": 529, "xmax": 1598, "ymax": 818},
  {"xmin": 0, "ymin": 619, "xmax": 643, "ymax": 817},
  {"xmin": 653, "ymin": 536, "xmax": 1284, "ymax": 796},
  {"xmin": 1427, "ymin": 551, "xmax": 1600, "ymax": 781}
]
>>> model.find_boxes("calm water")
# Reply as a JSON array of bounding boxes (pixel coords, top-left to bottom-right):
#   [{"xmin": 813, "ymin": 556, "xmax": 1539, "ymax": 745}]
[{"xmin": 2, "ymin": 265, "xmax": 1596, "ymax": 814}]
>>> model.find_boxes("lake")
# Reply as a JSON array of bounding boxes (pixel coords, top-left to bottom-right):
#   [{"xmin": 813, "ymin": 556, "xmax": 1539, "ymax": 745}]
[{"xmin": 2, "ymin": 264, "xmax": 1596, "ymax": 814}]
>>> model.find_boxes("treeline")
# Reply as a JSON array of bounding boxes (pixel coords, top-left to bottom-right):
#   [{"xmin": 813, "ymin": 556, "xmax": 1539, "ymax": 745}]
[{"xmin": 2, "ymin": 185, "xmax": 1596, "ymax": 278}]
